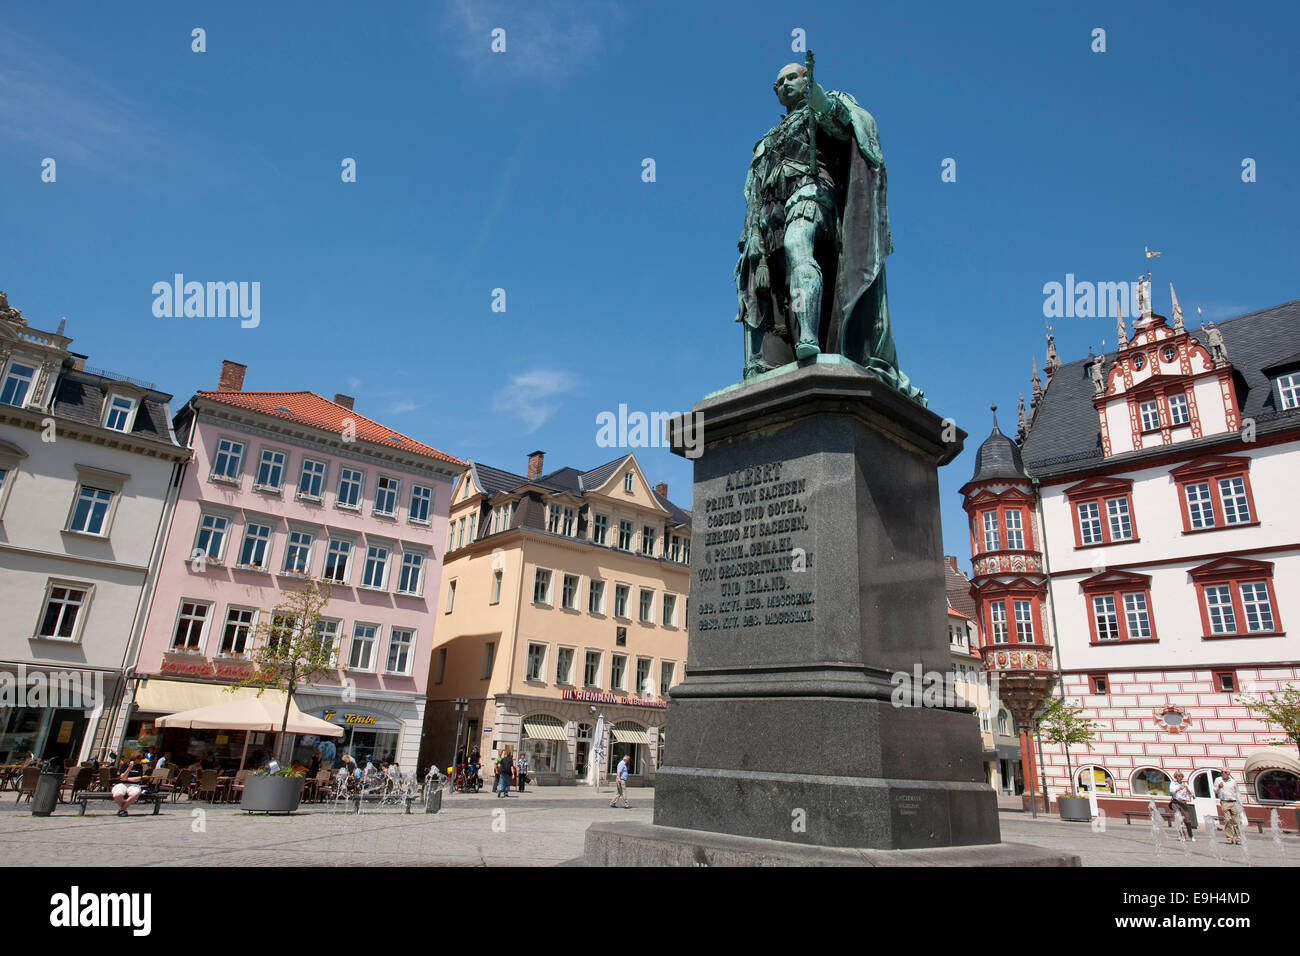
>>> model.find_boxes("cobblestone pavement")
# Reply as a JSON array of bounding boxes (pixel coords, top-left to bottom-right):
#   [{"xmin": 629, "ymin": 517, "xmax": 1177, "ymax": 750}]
[{"xmin": 0, "ymin": 787, "xmax": 1294, "ymax": 866}]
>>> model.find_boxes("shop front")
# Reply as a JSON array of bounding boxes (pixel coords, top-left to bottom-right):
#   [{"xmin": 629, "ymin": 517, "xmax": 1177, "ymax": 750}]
[
  {"xmin": 489, "ymin": 690, "xmax": 667, "ymax": 786},
  {"xmin": 292, "ymin": 691, "xmax": 424, "ymax": 770},
  {"xmin": 0, "ymin": 666, "xmax": 110, "ymax": 765},
  {"xmin": 128, "ymin": 678, "xmax": 289, "ymax": 769}
]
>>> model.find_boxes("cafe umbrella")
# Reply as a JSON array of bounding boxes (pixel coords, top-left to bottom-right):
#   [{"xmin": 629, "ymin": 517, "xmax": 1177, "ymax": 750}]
[{"xmin": 154, "ymin": 692, "xmax": 343, "ymax": 772}]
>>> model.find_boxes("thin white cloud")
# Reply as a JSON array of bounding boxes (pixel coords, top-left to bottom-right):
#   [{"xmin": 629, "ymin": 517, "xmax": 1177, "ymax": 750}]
[
  {"xmin": 387, "ymin": 401, "xmax": 424, "ymax": 414},
  {"xmin": 443, "ymin": 0, "xmax": 616, "ymax": 82},
  {"xmin": 491, "ymin": 368, "xmax": 578, "ymax": 432}
]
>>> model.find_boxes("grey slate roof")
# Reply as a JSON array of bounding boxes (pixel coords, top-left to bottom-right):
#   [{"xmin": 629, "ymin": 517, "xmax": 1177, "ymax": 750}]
[
  {"xmin": 53, "ymin": 372, "xmax": 180, "ymax": 449},
  {"xmin": 578, "ymin": 457, "xmax": 625, "ymax": 490},
  {"xmin": 1020, "ymin": 299, "xmax": 1300, "ymax": 477},
  {"xmin": 968, "ymin": 426, "xmax": 1027, "ymax": 482},
  {"xmin": 472, "ymin": 462, "xmax": 531, "ymax": 496}
]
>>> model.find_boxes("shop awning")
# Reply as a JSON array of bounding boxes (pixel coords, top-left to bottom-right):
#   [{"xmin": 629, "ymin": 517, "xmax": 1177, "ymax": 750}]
[
  {"xmin": 1243, "ymin": 748, "xmax": 1300, "ymax": 778},
  {"xmin": 611, "ymin": 721, "xmax": 651, "ymax": 744},
  {"xmin": 154, "ymin": 695, "xmax": 342, "ymax": 736},
  {"xmin": 521, "ymin": 714, "xmax": 567, "ymax": 741},
  {"xmin": 134, "ymin": 679, "xmax": 268, "ymax": 714}
]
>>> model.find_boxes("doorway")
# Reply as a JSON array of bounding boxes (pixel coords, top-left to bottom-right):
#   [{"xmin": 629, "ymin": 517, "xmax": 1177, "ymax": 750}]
[{"xmin": 1190, "ymin": 768, "xmax": 1226, "ymax": 828}]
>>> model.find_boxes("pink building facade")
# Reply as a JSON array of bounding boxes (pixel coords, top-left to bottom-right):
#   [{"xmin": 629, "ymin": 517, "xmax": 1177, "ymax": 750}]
[{"xmin": 125, "ymin": 361, "xmax": 463, "ymax": 771}]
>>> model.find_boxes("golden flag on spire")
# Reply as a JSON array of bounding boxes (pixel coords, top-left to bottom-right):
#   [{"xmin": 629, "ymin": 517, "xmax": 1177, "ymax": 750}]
[{"xmin": 1145, "ymin": 245, "xmax": 1162, "ymax": 258}]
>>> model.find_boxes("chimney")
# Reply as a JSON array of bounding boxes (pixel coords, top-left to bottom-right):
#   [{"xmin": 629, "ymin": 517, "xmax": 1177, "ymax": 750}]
[
  {"xmin": 654, "ymin": 481, "xmax": 668, "ymax": 500},
  {"xmin": 333, "ymin": 393, "xmax": 355, "ymax": 411},
  {"xmin": 218, "ymin": 360, "xmax": 247, "ymax": 391},
  {"xmin": 945, "ymin": 555, "xmax": 959, "ymax": 573},
  {"xmin": 527, "ymin": 450, "xmax": 545, "ymax": 479}
]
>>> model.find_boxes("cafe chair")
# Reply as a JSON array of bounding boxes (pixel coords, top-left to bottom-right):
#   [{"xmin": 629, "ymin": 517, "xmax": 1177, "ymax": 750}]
[
  {"xmin": 14, "ymin": 768, "xmax": 40, "ymax": 802},
  {"xmin": 195, "ymin": 769, "xmax": 220, "ymax": 802}
]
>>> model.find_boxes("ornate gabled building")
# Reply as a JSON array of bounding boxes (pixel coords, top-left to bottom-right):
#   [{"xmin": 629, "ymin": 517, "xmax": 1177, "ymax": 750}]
[
  {"xmin": 420, "ymin": 451, "xmax": 691, "ymax": 786},
  {"xmin": 964, "ymin": 277, "xmax": 1300, "ymax": 823}
]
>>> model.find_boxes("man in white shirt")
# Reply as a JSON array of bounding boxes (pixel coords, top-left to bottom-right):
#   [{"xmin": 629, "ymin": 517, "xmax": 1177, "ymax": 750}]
[
  {"xmin": 1170, "ymin": 771, "xmax": 1195, "ymax": 841},
  {"xmin": 1214, "ymin": 771, "xmax": 1243, "ymax": 845},
  {"xmin": 610, "ymin": 756, "xmax": 631, "ymax": 808}
]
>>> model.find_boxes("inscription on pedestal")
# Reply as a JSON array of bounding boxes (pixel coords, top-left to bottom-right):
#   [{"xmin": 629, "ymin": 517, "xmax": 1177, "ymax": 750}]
[{"xmin": 695, "ymin": 461, "xmax": 815, "ymax": 632}]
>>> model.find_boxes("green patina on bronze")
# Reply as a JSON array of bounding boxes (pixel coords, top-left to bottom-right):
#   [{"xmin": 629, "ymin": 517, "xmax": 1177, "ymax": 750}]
[{"xmin": 734, "ymin": 54, "xmax": 925, "ymax": 404}]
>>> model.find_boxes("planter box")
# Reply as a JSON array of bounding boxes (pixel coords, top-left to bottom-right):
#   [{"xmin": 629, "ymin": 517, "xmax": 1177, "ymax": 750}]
[
  {"xmin": 241, "ymin": 775, "xmax": 304, "ymax": 813},
  {"xmin": 1058, "ymin": 796, "xmax": 1092, "ymax": 822}
]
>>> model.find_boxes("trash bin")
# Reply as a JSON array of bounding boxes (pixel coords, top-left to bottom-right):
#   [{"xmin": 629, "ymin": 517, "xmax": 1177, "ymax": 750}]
[
  {"xmin": 425, "ymin": 787, "xmax": 442, "ymax": 814},
  {"xmin": 31, "ymin": 772, "xmax": 63, "ymax": 817}
]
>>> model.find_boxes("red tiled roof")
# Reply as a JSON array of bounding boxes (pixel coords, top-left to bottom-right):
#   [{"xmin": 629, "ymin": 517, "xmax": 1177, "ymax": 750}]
[
  {"xmin": 946, "ymin": 602, "xmax": 972, "ymax": 620},
  {"xmin": 196, "ymin": 390, "xmax": 465, "ymax": 465}
]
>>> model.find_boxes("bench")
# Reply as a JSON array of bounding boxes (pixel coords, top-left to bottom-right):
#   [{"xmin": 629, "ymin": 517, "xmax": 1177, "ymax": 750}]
[
  {"xmin": 75, "ymin": 790, "xmax": 162, "ymax": 816},
  {"xmin": 1123, "ymin": 810, "xmax": 1277, "ymax": 834}
]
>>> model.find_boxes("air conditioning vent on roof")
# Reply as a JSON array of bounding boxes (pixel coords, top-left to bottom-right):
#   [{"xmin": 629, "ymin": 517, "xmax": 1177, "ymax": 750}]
[
  {"xmin": 275, "ymin": 405, "xmax": 291, "ymax": 414},
  {"xmin": 390, "ymin": 435, "xmax": 403, "ymax": 443}
]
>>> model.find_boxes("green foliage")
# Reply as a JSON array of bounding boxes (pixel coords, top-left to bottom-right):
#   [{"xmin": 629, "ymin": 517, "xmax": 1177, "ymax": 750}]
[
  {"xmin": 1238, "ymin": 684, "xmax": 1300, "ymax": 756},
  {"xmin": 1036, "ymin": 696, "xmax": 1102, "ymax": 800},
  {"xmin": 251, "ymin": 766, "xmax": 306, "ymax": 778},
  {"xmin": 227, "ymin": 577, "xmax": 336, "ymax": 742}
]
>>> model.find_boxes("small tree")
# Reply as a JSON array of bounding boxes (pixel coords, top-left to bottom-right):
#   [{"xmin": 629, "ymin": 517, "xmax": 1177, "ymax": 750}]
[
  {"xmin": 1238, "ymin": 684, "xmax": 1300, "ymax": 757},
  {"xmin": 229, "ymin": 578, "xmax": 337, "ymax": 760},
  {"xmin": 1036, "ymin": 696, "xmax": 1102, "ymax": 797}
]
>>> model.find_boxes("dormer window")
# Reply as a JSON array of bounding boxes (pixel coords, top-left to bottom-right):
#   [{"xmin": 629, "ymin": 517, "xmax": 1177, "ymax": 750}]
[
  {"xmin": 1280, "ymin": 373, "xmax": 1300, "ymax": 411},
  {"xmin": 624, "ymin": 472, "xmax": 634, "ymax": 493},
  {"xmin": 103, "ymin": 394, "xmax": 137, "ymax": 432},
  {"xmin": 0, "ymin": 360, "xmax": 36, "ymax": 407}
]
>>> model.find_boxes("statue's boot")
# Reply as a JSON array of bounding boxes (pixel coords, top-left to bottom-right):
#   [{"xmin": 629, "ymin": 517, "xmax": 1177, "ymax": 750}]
[
  {"xmin": 790, "ymin": 262, "xmax": 822, "ymax": 360},
  {"xmin": 743, "ymin": 325, "xmax": 773, "ymax": 379}
]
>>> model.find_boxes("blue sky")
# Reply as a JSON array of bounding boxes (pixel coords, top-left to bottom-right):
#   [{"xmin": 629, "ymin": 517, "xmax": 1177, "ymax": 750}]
[{"xmin": 2, "ymin": 1, "xmax": 1297, "ymax": 566}]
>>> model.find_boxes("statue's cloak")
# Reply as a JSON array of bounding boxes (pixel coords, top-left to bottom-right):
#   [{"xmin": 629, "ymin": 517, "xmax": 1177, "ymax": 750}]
[{"xmin": 736, "ymin": 90, "xmax": 923, "ymax": 403}]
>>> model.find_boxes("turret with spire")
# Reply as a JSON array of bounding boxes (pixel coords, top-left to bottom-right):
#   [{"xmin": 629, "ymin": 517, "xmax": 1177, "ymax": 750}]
[
  {"xmin": 1017, "ymin": 395, "xmax": 1027, "ymax": 442},
  {"xmin": 1030, "ymin": 357, "xmax": 1043, "ymax": 406},
  {"xmin": 1169, "ymin": 283, "xmax": 1185, "ymax": 334},
  {"xmin": 1045, "ymin": 330, "xmax": 1060, "ymax": 375}
]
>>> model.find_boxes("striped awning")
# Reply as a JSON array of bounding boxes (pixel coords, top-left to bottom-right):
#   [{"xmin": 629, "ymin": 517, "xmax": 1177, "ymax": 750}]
[
  {"xmin": 611, "ymin": 721, "xmax": 651, "ymax": 744},
  {"xmin": 1243, "ymin": 748, "xmax": 1300, "ymax": 778},
  {"xmin": 521, "ymin": 714, "xmax": 567, "ymax": 741}
]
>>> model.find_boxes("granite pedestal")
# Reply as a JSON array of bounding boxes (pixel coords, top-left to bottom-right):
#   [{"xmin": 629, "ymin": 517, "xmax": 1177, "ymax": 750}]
[{"xmin": 586, "ymin": 359, "xmax": 1072, "ymax": 865}]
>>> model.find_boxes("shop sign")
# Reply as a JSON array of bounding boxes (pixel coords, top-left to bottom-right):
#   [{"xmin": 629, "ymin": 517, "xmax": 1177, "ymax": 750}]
[
  {"xmin": 158, "ymin": 657, "xmax": 254, "ymax": 679},
  {"xmin": 322, "ymin": 710, "xmax": 378, "ymax": 725},
  {"xmin": 561, "ymin": 688, "xmax": 666, "ymax": 709}
]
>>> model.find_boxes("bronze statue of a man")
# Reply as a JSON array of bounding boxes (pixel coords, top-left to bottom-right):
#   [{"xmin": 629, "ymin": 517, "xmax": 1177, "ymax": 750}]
[{"xmin": 735, "ymin": 58, "xmax": 923, "ymax": 403}]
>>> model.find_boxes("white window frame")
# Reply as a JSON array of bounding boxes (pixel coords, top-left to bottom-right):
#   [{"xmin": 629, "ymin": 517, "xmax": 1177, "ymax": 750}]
[
  {"xmin": 1106, "ymin": 496, "xmax": 1133, "ymax": 541},
  {"xmin": 662, "ymin": 593, "xmax": 677, "ymax": 627},
  {"xmin": 988, "ymin": 601, "xmax": 1008, "ymax": 644},
  {"xmin": 1092, "ymin": 594, "xmax": 1120, "ymax": 641},
  {"xmin": 193, "ymin": 510, "xmax": 232, "ymax": 564},
  {"xmin": 1139, "ymin": 400, "xmax": 1161, "ymax": 432},
  {"xmin": 533, "ymin": 566, "xmax": 554, "ymax": 606},
  {"xmin": 34, "ymin": 580, "xmax": 94, "ymax": 643},
  {"xmin": 561, "ymin": 573, "xmax": 579, "ymax": 610},
  {"xmin": 1013, "ymin": 599, "xmax": 1034, "ymax": 642},
  {"xmin": 347, "ymin": 622, "xmax": 379, "ymax": 672},
  {"xmin": 282, "ymin": 528, "xmax": 315, "ymax": 575},
  {"xmin": 254, "ymin": 447, "xmax": 287, "ymax": 492},
  {"xmin": 336, "ymin": 467, "xmax": 365, "ymax": 510},
  {"xmin": 218, "ymin": 605, "xmax": 257, "ymax": 657},
  {"xmin": 210, "ymin": 436, "xmax": 245, "ymax": 482},
  {"xmin": 1279, "ymin": 373, "xmax": 1300, "ymax": 411},
  {"xmin": 593, "ymin": 513, "xmax": 609, "ymax": 545},
  {"xmin": 315, "ymin": 618, "xmax": 341, "ymax": 668},
  {"xmin": 639, "ymin": 587, "xmax": 655, "ymax": 624},
  {"xmin": 445, "ymin": 579, "xmax": 457, "ymax": 613},
  {"xmin": 490, "ymin": 569, "xmax": 502, "ymax": 605},
  {"xmin": 618, "ymin": 520, "xmax": 634, "ymax": 551},
  {"xmin": 361, "ymin": 542, "xmax": 391, "ymax": 590},
  {"xmin": 614, "ymin": 583, "xmax": 630, "ymax": 619},
  {"xmin": 102, "ymin": 393, "xmax": 138, "ymax": 432},
  {"xmin": 610, "ymin": 653, "xmax": 628, "ymax": 691},
  {"xmin": 1004, "ymin": 510, "xmax": 1024, "ymax": 550},
  {"xmin": 641, "ymin": 525, "xmax": 656, "ymax": 556},
  {"xmin": 397, "ymin": 550, "xmax": 426, "ymax": 596},
  {"xmin": 297, "ymin": 458, "xmax": 328, "ymax": 501},
  {"xmin": 525, "ymin": 643, "xmax": 547, "ymax": 683},
  {"xmin": 238, "ymin": 521, "xmax": 274, "ymax": 571},
  {"xmin": 65, "ymin": 467, "xmax": 125, "ymax": 537},
  {"xmin": 623, "ymin": 471, "xmax": 633, "ymax": 493},
  {"xmin": 409, "ymin": 484, "xmax": 433, "ymax": 525},
  {"xmin": 555, "ymin": 646, "xmax": 576, "ymax": 685},
  {"xmin": 322, "ymin": 536, "xmax": 353, "ymax": 584},
  {"xmin": 1167, "ymin": 392, "xmax": 1190, "ymax": 426},
  {"xmin": 660, "ymin": 661, "xmax": 675, "ymax": 696},
  {"xmin": 373, "ymin": 474, "xmax": 400, "ymax": 517},
  {"xmin": 588, "ymin": 579, "xmax": 606, "ymax": 615},
  {"xmin": 0, "ymin": 358, "xmax": 38, "ymax": 407},
  {"xmin": 982, "ymin": 511, "xmax": 999, "ymax": 551},
  {"xmin": 171, "ymin": 599, "xmax": 213, "ymax": 654},
  {"xmin": 386, "ymin": 627, "xmax": 415, "ymax": 675},
  {"xmin": 635, "ymin": 657, "xmax": 652, "ymax": 695},
  {"xmin": 583, "ymin": 649, "xmax": 602, "ymax": 688}
]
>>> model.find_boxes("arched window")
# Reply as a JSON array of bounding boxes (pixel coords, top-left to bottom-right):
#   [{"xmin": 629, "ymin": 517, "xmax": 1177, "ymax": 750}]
[
  {"xmin": 1255, "ymin": 770, "xmax": 1300, "ymax": 803},
  {"xmin": 1130, "ymin": 767, "xmax": 1171, "ymax": 797},
  {"xmin": 996, "ymin": 710, "xmax": 1012, "ymax": 736},
  {"xmin": 1077, "ymin": 766, "xmax": 1114, "ymax": 794}
]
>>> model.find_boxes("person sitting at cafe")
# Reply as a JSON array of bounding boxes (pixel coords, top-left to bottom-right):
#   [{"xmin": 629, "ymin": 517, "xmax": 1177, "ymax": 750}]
[
  {"xmin": 112, "ymin": 758, "xmax": 145, "ymax": 816},
  {"xmin": 308, "ymin": 749, "xmax": 322, "ymax": 777}
]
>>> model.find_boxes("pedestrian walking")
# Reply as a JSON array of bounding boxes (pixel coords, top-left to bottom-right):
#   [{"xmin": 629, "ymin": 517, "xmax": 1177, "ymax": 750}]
[
  {"xmin": 1169, "ymin": 771, "xmax": 1195, "ymax": 841},
  {"xmin": 497, "ymin": 748, "xmax": 514, "ymax": 798},
  {"xmin": 610, "ymin": 755, "xmax": 631, "ymax": 808},
  {"xmin": 1214, "ymin": 770, "xmax": 1243, "ymax": 845}
]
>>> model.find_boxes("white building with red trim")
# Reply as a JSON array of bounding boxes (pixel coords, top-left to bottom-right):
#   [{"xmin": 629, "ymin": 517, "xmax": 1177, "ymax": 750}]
[{"xmin": 962, "ymin": 279, "xmax": 1300, "ymax": 824}]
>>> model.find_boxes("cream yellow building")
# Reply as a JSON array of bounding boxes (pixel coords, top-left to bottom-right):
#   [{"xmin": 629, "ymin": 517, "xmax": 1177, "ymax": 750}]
[{"xmin": 419, "ymin": 451, "xmax": 691, "ymax": 785}]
